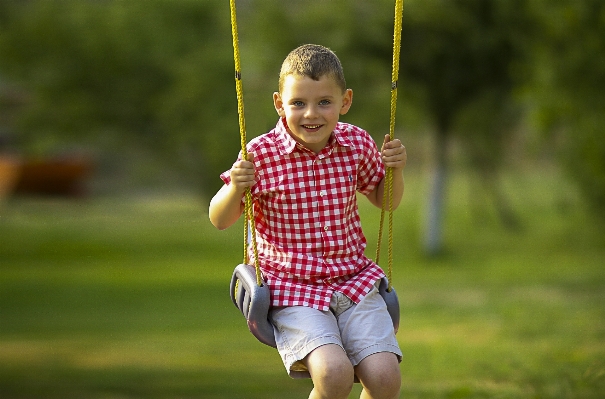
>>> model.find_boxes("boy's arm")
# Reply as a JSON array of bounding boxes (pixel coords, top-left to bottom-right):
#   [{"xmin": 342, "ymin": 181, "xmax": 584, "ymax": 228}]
[
  {"xmin": 209, "ymin": 184, "xmax": 246, "ymax": 230},
  {"xmin": 209, "ymin": 154, "xmax": 255, "ymax": 230},
  {"xmin": 366, "ymin": 135, "xmax": 407, "ymax": 210}
]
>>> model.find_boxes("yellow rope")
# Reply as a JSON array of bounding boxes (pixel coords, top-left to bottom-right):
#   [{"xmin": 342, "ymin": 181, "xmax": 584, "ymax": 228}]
[
  {"xmin": 229, "ymin": 0, "xmax": 261, "ymax": 287},
  {"xmin": 376, "ymin": 0, "xmax": 404, "ymax": 292}
]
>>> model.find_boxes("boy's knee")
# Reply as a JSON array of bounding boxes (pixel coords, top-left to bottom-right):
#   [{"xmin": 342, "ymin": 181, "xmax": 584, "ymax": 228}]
[
  {"xmin": 313, "ymin": 356, "xmax": 354, "ymax": 387},
  {"xmin": 306, "ymin": 345, "xmax": 354, "ymax": 398},
  {"xmin": 356, "ymin": 353, "xmax": 401, "ymax": 399}
]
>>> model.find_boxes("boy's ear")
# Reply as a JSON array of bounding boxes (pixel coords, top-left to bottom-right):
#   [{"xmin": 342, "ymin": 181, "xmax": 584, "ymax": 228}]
[
  {"xmin": 340, "ymin": 89, "xmax": 353, "ymax": 115},
  {"xmin": 273, "ymin": 92, "xmax": 285, "ymax": 117}
]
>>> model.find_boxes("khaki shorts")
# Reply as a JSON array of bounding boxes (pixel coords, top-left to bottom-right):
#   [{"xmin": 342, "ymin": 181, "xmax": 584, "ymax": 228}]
[{"xmin": 269, "ymin": 283, "xmax": 402, "ymax": 378}]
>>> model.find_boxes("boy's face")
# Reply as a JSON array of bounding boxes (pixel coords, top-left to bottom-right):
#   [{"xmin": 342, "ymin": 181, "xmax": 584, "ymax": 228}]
[{"xmin": 273, "ymin": 74, "xmax": 353, "ymax": 154}]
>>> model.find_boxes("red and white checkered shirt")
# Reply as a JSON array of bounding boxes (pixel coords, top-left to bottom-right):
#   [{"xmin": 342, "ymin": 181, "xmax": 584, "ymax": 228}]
[{"xmin": 221, "ymin": 118, "xmax": 386, "ymax": 311}]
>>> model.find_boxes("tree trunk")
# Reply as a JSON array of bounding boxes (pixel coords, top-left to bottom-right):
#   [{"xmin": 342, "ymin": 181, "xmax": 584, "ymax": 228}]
[{"xmin": 424, "ymin": 126, "xmax": 448, "ymax": 256}]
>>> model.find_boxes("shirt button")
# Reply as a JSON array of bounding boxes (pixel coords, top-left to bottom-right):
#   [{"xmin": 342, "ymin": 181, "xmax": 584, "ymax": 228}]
[
  {"xmin": 319, "ymin": 191, "xmax": 325, "ymax": 197},
  {"xmin": 324, "ymin": 225, "xmax": 329, "ymax": 231}
]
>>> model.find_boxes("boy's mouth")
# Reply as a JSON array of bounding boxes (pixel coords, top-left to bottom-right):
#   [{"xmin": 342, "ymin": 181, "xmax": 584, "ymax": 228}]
[{"xmin": 302, "ymin": 124, "xmax": 322, "ymax": 130}]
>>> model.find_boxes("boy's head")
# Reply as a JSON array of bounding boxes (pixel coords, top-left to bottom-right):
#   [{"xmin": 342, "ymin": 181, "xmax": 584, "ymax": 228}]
[
  {"xmin": 273, "ymin": 44, "xmax": 353, "ymax": 154},
  {"xmin": 278, "ymin": 44, "xmax": 346, "ymax": 94}
]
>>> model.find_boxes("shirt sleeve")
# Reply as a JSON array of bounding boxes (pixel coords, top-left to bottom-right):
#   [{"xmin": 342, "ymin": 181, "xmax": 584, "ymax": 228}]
[{"xmin": 356, "ymin": 130, "xmax": 385, "ymax": 195}]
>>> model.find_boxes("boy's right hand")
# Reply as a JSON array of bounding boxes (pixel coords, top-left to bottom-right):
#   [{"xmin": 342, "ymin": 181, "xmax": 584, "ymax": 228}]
[{"xmin": 229, "ymin": 153, "xmax": 255, "ymax": 193}]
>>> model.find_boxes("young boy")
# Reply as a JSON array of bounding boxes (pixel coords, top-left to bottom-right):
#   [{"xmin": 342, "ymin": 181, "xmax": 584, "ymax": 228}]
[{"xmin": 210, "ymin": 44, "xmax": 407, "ymax": 399}]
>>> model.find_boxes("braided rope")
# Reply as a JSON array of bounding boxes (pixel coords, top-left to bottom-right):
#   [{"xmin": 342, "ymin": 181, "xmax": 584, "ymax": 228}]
[
  {"xmin": 229, "ymin": 0, "xmax": 261, "ymax": 287},
  {"xmin": 376, "ymin": 0, "xmax": 404, "ymax": 292}
]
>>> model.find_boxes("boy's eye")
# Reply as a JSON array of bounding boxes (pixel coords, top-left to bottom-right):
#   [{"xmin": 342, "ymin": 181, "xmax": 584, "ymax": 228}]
[
  {"xmin": 292, "ymin": 101, "xmax": 305, "ymax": 107},
  {"xmin": 319, "ymin": 99, "xmax": 331, "ymax": 106}
]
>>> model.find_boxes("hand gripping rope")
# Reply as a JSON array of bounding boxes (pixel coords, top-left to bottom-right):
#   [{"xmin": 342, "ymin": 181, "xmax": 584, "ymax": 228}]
[{"xmin": 228, "ymin": 0, "xmax": 405, "ymax": 349}]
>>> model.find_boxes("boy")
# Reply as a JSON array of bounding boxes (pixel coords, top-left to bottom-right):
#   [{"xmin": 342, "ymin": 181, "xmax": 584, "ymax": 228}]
[{"xmin": 210, "ymin": 44, "xmax": 407, "ymax": 399}]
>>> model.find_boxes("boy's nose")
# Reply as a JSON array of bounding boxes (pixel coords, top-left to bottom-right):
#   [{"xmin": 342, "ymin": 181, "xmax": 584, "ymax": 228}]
[{"xmin": 304, "ymin": 105, "xmax": 319, "ymax": 118}]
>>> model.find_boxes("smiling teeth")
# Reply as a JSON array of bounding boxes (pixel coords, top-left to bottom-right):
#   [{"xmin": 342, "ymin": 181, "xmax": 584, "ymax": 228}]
[{"xmin": 304, "ymin": 125, "xmax": 321, "ymax": 129}]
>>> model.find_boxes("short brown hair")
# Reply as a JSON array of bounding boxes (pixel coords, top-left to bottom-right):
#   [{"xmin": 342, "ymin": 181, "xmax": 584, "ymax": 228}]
[{"xmin": 278, "ymin": 44, "xmax": 346, "ymax": 93}]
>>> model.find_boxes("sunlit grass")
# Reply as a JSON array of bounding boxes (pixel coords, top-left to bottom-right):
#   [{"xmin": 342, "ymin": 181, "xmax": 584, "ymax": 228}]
[{"xmin": 1, "ymin": 169, "xmax": 604, "ymax": 398}]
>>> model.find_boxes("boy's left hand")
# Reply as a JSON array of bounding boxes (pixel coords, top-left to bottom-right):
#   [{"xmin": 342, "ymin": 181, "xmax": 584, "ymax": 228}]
[{"xmin": 381, "ymin": 134, "xmax": 407, "ymax": 170}]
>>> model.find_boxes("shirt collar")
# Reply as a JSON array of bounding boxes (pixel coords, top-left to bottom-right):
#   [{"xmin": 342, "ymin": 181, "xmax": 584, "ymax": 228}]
[{"xmin": 274, "ymin": 117, "xmax": 352, "ymax": 155}]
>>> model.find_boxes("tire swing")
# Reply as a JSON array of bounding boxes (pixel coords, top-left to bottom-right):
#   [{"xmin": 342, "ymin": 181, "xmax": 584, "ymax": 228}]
[{"xmin": 228, "ymin": 0, "xmax": 405, "ymax": 350}]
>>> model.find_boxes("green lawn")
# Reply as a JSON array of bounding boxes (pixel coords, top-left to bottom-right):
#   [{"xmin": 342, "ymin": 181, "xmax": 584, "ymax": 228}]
[{"xmin": 1, "ymin": 170, "xmax": 604, "ymax": 398}]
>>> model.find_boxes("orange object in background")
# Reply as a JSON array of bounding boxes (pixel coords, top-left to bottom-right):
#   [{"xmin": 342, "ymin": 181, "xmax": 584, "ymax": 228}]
[
  {"xmin": 7, "ymin": 156, "xmax": 94, "ymax": 197},
  {"xmin": 0, "ymin": 156, "xmax": 21, "ymax": 199}
]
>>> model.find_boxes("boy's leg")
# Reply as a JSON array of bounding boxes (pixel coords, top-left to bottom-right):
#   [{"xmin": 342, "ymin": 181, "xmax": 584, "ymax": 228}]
[
  {"xmin": 336, "ymin": 282, "xmax": 402, "ymax": 399},
  {"xmin": 355, "ymin": 352, "xmax": 401, "ymax": 399},
  {"xmin": 270, "ymin": 304, "xmax": 354, "ymax": 398},
  {"xmin": 304, "ymin": 344, "xmax": 355, "ymax": 399}
]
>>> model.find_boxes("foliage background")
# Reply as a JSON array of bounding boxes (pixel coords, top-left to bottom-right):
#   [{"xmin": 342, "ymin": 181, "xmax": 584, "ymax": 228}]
[
  {"xmin": 0, "ymin": 0, "xmax": 604, "ymax": 397},
  {"xmin": 1, "ymin": 0, "xmax": 602, "ymax": 206}
]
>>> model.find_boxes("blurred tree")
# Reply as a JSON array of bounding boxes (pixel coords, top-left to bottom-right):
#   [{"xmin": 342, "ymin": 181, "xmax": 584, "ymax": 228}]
[
  {"xmin": 400, "ymin": 0, "xmax": 528, "ymax": 254},
  {"xmin": 0, "ymin": 0, "xmax": 236, "ymax": 193},
  {"xmin": 524, "ymin": 0, "xmax": 605, "ymax": 219}
]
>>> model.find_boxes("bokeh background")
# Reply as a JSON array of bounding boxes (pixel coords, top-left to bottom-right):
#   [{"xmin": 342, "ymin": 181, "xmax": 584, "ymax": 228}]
[{"xmin": 1, "ymin": 1, "xmax": 604, "ymax": 398}]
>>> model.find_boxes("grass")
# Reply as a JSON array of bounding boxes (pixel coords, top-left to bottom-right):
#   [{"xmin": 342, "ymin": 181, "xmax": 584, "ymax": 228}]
[{"xmin": 1, "ymin": 169, "xmax": 604, "ymax": 398}]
